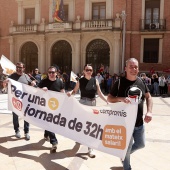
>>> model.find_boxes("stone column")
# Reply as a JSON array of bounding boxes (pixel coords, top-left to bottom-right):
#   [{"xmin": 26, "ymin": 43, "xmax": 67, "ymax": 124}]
[
  {"xmin": 111, "ymin": 33, "xmax": 121, "ymax": 74},
  {"xmin": 9, "ymin": 36, "xmax": 15, "ymax": 63},
  {"xmin": 73, "ymin": 35, "xmax": 81, "ymax": 74},
  {"xmin": 49, "ymin": 0, "xmax": 54, "ymax": 22},
  {"xmin": 106, "ymin": 0, "xmax": 112, "ymax": 19},
  {"xmin": 84, "ymin": 0, "xmax": 90, "ymax": 20},
  {"xmin": 35, "ymin": 0, "xmax": 40, "ymax": 24},
  {"xmin": 18, "ymin": 1, "xmax": 22, "ymax": 24},
  {"xmin": 39, "ymin": 35, "xmax": 46, "ymax": 73}
]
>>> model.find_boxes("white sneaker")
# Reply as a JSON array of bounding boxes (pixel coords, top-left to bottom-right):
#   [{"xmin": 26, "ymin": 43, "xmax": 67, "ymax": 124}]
[
  {"xmin": 25, "ymin": 133, "xmax": 30, "ymax": 140},
  {"xmin": 88, "ymin": 148, "xmax": 96, "ymax": 158},
  {"xmin": 15, "ymin": 131, "xmax": 21, "ymax": 138}
]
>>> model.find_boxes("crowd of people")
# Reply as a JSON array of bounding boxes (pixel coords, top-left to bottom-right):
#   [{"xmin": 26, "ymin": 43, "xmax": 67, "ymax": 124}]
[
  {"xmin": 140, "ymin": 72, "xmax": 170, "ymax": 96},
  {"xmin": 1, "ymin": 63, "xmax": 170, "ymax": 97},
  {"xmin": 0, "ymin": 58, "xmax": 170, "ymax": 170}
]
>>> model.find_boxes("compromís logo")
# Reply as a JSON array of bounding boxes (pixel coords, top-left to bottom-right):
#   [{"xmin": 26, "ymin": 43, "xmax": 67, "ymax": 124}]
[
  {"xmin": 92, "ymin": 109, "xmax": 99, "ymax": 114},
  {"xmin": 12, "ymin": 97, "xmax": 22, "ymax": 111},
  {"xmin": 92, "ymin": 109, "xmax": 127, "ymax": 117},
  {"xmin": 100, "ymin": 109, "xmax": 127, "ymax": 117}
]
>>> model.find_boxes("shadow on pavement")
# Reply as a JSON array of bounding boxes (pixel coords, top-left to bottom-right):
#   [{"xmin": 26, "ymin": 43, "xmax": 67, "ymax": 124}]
[
  {"xmin": 110, "ymin": 167, "xmax": 123, "ymax": 170},
  {"xmin": 0, "ymin": 136, "xmax": 82, "ymax": 170}
]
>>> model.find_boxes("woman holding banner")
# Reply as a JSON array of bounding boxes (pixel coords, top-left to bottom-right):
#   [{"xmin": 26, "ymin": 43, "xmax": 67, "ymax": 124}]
[{"xmin": 67, "ymin": 64, "xmax": 107, "ymax": 158}]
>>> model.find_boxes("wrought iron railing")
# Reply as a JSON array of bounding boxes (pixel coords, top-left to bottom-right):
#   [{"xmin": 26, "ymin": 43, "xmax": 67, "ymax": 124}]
[{"xmin": 140, "ymin": 19, "xmax": 166, "ymax": 31}]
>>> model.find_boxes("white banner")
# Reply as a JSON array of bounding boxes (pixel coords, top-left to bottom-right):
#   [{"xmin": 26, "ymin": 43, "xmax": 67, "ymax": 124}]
[
  {"xmin": 8, "ymin": 79, "xmax": 138, "ymax": 160},
  {"xmin": 0, "ymin": 55, "xmax": 16, "ymax": 75}
]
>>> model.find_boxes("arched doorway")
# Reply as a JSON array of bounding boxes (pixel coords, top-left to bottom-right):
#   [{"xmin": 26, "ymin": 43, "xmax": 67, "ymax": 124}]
[
  {"xmin": 86, "ymin": 39, "xmax": 110, "ymax": 74},
  {"xmin": 20, "ymin": 42, "xmax": 38, "ymax": 73},
  {"xmin": 51, "ymin": 40, "xmax": 72, "ymax": 73}
]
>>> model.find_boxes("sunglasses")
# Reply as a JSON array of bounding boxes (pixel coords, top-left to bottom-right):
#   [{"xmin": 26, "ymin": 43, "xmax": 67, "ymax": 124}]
[
  {"xmin": 16, "ymin": 66, "xmax": 24, "ymax": 69},
  {"xmin": 48, "ymin": 71, "xmax": 56, "ymax": 74},
  {"xmin": 35, "ymin": 70, "xmax": 38, "ymax": 71},
  {"xmin": 85, "ymin": 69, "xmax": 93, "ymax": 72}
]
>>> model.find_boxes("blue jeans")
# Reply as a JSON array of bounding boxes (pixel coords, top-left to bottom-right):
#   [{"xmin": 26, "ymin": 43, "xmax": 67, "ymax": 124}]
[
  {"xmin": 12, "ymin": 112, "xmax": 29, "ymax": 134},
  {"xmin": 153, "ymin": 82, "xmax": 159, "ymax": 95},
  {"xmin": 44, "ymin": 130, "xmax": 58, "ymax": 145},
  {"xmin": 123, "ymin": 125, "xmax": 145, "ymax": 170}
]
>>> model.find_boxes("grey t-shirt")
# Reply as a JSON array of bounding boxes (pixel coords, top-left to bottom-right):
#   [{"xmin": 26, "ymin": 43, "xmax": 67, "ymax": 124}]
[{"xmin": 8, "ymin": 72, "xmax": 31, "ymax": 85}]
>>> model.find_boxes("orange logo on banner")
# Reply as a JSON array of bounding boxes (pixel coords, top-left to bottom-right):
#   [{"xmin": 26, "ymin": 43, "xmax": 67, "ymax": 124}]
[
  {"xmin": 48, "ymin": 98, "xmax": 59, "ymax": 110},
  {"xmin": 102, "ymin": 125, "xmax": 126, "ymax": 150},
  {"xmin": 12, "ymin": 97, "xmax": 22, "ymax": 111}
]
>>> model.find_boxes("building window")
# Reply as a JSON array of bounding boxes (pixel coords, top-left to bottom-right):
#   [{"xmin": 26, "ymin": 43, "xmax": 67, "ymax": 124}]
[
  {"xmin": 86, "ymin": 39, "xmax": 110, "ymax": 74},
  {"xmin": 92, "ymin": 2, "xmax": 106, "ymax": 20},
  {"xmin": 143, "ymin": 39, "xmax": 159, "ymax": 63},
  {"xmin": 64, "ymin": 5, "xmax": 68, "ymax": 21},
  {"xmin": 145, "ymin": 0, "xmax": 160, "ymax": 29},
  {"xmin": 25, "ymin": 8, "xmax": 35, "ymax": 24},
  {"xmin": 20, "ymin": 42, "xmax": 38, "ymax": 73}
]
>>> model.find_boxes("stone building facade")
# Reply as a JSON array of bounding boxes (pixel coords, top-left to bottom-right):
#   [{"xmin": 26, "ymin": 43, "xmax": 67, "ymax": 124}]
[{"xmin": 0, "ymin": 0, "xmax": 170, "ymax": 75}]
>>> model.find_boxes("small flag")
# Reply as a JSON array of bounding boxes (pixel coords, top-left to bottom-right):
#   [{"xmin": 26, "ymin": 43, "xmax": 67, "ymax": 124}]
[
  {"xmin": 53, "ymin": 0, "xmax": 64, "ymax": 22},
  {"xmin": 70, "ymin": 71, "xmax": 78, "ymax": 83},
  {"xmin": 59, "ymin": 0, "xmax": 65, "ymax": 21},
  {"xmin": 149, "ymin": 67, "xmax": 155, "ymax": 75},
  {"xmin": 0, "ymin": 55, "xmax": 16, "ymax": 75}
]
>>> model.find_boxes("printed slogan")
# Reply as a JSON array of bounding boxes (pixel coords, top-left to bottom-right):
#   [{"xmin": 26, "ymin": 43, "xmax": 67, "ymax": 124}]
[{"xmin": 8, "ymin": 79, "xmax": 138, "ymax": 160}]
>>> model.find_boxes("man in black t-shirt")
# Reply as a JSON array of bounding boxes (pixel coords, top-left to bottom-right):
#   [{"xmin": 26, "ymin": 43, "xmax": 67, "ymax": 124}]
[
  {"xmin": 38, "ymin": 66, "xmax": 65, "ymax": 153},
  {"xmin": 107, "ymin": 58, "xmax": 153, "ymax": 170}
]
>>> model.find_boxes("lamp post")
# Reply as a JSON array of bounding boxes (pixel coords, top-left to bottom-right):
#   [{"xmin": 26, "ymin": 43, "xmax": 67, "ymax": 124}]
[{"xmin": 121, "ymin": 10, "xmax": 127, "ymax": 73}]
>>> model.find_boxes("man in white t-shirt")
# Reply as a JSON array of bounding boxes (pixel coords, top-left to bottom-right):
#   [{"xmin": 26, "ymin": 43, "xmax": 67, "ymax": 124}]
[{"xmin": 95, "ymin": 73, "xmax": 104, "ymax": 89}]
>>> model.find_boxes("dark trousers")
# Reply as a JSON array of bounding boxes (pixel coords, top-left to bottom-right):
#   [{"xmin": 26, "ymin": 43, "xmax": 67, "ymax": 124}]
[
  {"xmin": 44, "ymin": 130, "xmax": 58, "ymax": 145},
  {"xmin": 12, "ymin": 112, "xmax": 29, "ymax": 133}
]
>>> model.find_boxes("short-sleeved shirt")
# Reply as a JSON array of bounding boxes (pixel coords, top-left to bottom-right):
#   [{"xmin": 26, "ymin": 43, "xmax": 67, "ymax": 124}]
[
  {"xmin": 79, "ymin": 77, "xmax": 97, "ymax": 99},
  {"xmin": 110, "ymin": 76, "xmax": 149, "ymax": 127},
  {"xmin": 8, "ymin": 72, "xmax": 31, "ymax": 85},
  {"xmin": 38, "ymin": 78, "xmax": 64, "ymax": 92}
]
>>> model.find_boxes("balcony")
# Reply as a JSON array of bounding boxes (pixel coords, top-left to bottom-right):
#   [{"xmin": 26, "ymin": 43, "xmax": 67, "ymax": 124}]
[
  {"xmin": 81, "ymin": 19, "xmax": 114, "ymax": 31},
  {"xmin": 9, "ymin": 21, "xmax": 73, "ymax": 34},
  {"xmin": 9, "ymin": 18, "xmax": 121, "ymax": 34},
  {"xmin": 9, "ymin": 24, "xmax": 38, "ymax": 34},
  {"xmin": 140, "ymin": 19, "xmax": 166, "ymax": 32}
]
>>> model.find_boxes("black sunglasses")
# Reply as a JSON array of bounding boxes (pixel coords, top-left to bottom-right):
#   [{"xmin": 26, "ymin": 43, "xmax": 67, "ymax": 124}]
[
  {"xmin": 16, "ymin": 66, "xmax": 24, "ymax": 69},
  {"xmin": 85, "ymin": 69, "xmax": 93, "ymax": 72},
  {"xmin": 48, "ymin": 71, "xmax": 56, "ymax": 74}
]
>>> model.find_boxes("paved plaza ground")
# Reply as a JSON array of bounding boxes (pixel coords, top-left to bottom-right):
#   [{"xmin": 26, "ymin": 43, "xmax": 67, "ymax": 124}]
[{"xmin": 0, "ymin": 94, "xmax": 170, "ymax": 170}]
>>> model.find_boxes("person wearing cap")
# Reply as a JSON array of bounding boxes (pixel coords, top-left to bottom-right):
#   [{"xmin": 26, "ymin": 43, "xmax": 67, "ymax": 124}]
[{"xmin": 107, "ymin": 58, "xmax": 153, "ymax": 170}]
